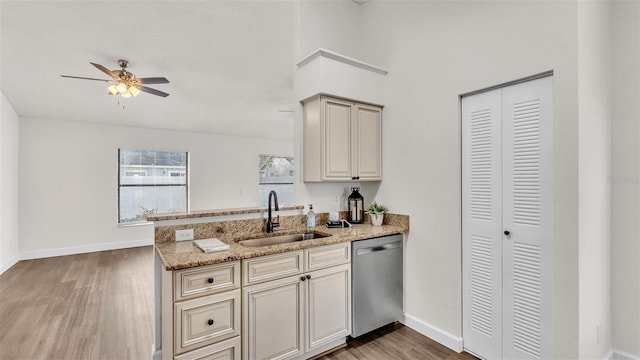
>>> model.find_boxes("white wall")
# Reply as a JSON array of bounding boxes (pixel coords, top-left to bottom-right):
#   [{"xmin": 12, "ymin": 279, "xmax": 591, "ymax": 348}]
[
  {"xmin": 18, "ymin": 117, "xmax": 292, "ymax": 257},
  {"xmin": 611, "ymin": 1, "xmax": 640, "ymax": 357},
  {"xmin": 0, "ymin": 92, "xmax": 20, "ymax": 273},
  {"xmin": 359, "ymin": 1, "xmax": 580, "ymax": 357},
  {"xmin": 577, "ymin": 2, "xmax": 612, "ymax": 359},
  {"xmin": 294, "ymin": 0, "xmax": 363, "ymax": 62}
]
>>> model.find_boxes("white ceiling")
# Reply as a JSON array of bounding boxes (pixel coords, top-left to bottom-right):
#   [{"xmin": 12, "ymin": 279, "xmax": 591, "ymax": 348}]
[{"xmin": 1, "ymin": 1, "xmax": 296, "ymax": 140}]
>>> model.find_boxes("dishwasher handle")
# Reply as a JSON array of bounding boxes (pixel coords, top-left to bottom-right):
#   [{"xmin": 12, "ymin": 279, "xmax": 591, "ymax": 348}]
[{"xmin": 355, "ymin": 241, "xmax": 402, "ymax": 256}]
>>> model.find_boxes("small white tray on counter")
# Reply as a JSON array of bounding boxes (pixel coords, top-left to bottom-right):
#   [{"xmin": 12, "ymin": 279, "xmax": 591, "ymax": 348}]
[{"xmin": 193, "ymin": 238, "xmax": 230, "ymax": 253}]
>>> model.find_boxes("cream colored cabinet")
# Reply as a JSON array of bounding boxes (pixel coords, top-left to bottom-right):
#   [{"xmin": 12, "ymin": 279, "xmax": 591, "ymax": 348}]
[
  {"xmin": 303, "ymin": 95, "xmax": 382, "ymax": 182},
  {"xmin": 174, "ymin": 290, "xmax": 240, "ymax": 354},
  {"xmin": 160, "ymin": 261, "xmax": 241, "ymax": 360},
  {"xmin": 242, "ymin": 243, "xmax": 351, "ymax": 360},
  {"xmin": 242, "ymin": 273, "xmax": 305, "ymax": 360},
  {"xmin": 305, "ymin": 264, "xmax": 351, "ymax": 352}
]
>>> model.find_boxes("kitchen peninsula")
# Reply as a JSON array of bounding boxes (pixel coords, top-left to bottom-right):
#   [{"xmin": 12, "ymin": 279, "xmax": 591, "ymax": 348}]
[{"xmin": 149, "ymin": 206, "xmax": 409, "ymax": 360}]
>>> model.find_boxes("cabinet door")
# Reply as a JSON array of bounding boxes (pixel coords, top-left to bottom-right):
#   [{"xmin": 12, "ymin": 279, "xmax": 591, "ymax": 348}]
[
  {"xmin": 322, "ymin": 97, "xmax": 353, "ymax": 181},
  {"xmin": 243, "ymin": 276, "xmax": 304, "ymax": 360},
  {"xmin": 354, "ymin": 104, "xmax": 382, "ymax": 180},
  {"xmin": 305, "ymin": 264, "xmax": 351, "ymax": 352}
]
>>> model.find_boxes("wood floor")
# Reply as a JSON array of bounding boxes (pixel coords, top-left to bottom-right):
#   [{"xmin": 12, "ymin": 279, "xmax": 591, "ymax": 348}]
[
  {"xmin": 0, "ymin": 247, "xmax": 154, "ymax": 360},
  {"xmin": 1, "ymin": 246, "xmax": 477, "ymax": 360},
  {"xmin": 317, "ymin": 323, "xmax": 478, "ymax": 360}
]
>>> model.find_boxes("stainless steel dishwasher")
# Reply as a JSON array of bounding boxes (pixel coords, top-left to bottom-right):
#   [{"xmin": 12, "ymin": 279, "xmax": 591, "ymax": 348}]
[{"xmin": 351, "ymin": 233, "xmax": 403, "ymax": 338}]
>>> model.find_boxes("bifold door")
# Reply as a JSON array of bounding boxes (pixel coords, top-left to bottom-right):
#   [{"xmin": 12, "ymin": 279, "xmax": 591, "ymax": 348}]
[{"xmin": 462, "ymin": 76, "xmax": 553, "ymax": 360}]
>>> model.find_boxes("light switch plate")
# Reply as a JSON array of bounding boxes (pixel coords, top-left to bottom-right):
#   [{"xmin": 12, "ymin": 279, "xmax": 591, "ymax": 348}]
[{"xmin": 176, "ymin": 229, "xmax": 194, "ymax": 241}]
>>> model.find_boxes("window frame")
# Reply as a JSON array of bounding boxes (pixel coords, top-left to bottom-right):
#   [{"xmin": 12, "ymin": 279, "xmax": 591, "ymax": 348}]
[{"xmin": 117, "ymin": 148, "xmax": 190, "ymax": 225}]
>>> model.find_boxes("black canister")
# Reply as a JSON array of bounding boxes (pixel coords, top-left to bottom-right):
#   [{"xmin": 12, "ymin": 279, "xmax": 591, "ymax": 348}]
[{"xmin": 348, "ymin": 187, "xmax": 364, "ymax": 224}]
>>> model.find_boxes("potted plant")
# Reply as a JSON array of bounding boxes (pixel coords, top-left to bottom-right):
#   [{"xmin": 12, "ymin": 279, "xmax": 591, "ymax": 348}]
[{"xmin": 365, "ymin": 202, "xmax": 388, "ymax": 226}]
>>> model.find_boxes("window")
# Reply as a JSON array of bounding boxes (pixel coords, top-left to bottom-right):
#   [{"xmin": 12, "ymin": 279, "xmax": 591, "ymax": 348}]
[
  {"xmin": 118, "ymin": 149, "xmax": 188, "ymax": 224},
  {"xmin": 259, "ymin": 155, "xmax": 294, "ymax": 207}
]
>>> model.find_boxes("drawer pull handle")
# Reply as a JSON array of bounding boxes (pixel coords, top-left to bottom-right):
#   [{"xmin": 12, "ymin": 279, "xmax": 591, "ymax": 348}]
[
  {"xmin": 208, "ymin": 319, "xmax": 214, "ymax": 326},
  {"xmin": 300, "ymin": 276, "xmax": 306, "ymax": 281},
  {"xmin": 306, "ymin": 275, "xmax": 311, "ymax": 280},
  {"xmin": 207, "ymin": 277, "xmax": 214, "ymax": 284}
]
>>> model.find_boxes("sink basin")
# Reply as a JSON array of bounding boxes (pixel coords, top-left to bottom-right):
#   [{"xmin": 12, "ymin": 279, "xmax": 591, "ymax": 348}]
[{"xmin": 238, "ymin": 232, "xmax": 331, "ymax": 247}]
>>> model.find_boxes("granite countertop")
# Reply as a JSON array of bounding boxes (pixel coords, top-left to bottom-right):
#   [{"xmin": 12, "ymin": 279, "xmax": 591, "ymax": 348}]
[{"xmin": 155, "ymin": 223, "xmax": 408, "ymax": 271}]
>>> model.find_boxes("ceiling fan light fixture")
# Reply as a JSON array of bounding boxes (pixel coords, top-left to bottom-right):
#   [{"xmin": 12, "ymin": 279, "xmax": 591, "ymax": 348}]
[
  {"xmin": 107, "ymin": 84, "xmax": 118, "ymax": 95},
  {"xmin": 129, "ymin": 86, "xmax": 141, "ymax": 97},
  {"xmin": 116, "ymin": 82, "xmax": 128, "ymax": 94},
  {"xmin": 62, "ymin": 59, "xmax": 170, "ymax": 98}
]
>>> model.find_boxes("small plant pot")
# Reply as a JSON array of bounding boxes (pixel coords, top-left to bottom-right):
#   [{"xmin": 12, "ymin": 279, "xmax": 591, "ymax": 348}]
[{"xmin": 370, "ymin": 214, "xmax": 384, "ymax": 226}]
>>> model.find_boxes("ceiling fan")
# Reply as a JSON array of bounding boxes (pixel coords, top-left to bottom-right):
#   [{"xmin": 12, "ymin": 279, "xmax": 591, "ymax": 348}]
[{"xmin": 61, "ymin": 59, "xmax": 170, "ymax": 98}]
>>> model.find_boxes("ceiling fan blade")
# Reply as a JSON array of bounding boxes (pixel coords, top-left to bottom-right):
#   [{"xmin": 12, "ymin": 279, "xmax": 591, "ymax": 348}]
[
  {"xmin": 137, "ymin": 85, "xmax": 170, "ymax": 97},
  {"xmin": 90, "ymin": 62, "xmax": 119, "ymax": 80},
  {"xmin": 134, "ymin": 77, "xmax": 169, "ymax": 84},
  {"xmin": 60, "ymin": 75, "xmax": 112, "ymax": 82}
]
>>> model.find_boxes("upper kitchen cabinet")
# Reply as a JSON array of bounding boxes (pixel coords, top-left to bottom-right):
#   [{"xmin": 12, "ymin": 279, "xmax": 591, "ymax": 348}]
[
  {"xmin": 303, "ymin": 95, "xmax": 382, "ymax": 182},
  {"xmin": 296, "ymin": 49, "xmax": 387, "ymax": 182}
]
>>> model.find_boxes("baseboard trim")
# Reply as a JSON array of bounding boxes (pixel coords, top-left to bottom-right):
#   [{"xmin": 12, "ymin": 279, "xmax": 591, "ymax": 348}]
[
  {"xmin": 0, "ymin": 253, "xmax": 20, "ymax": 275},
  {"xmin": 18, "ymin": 238, "xmax": 153, "ymax": 261},
  {"xmin": 612, "ymin": 349, "xmax": 640, "ymax": 360},
  {"xmin": 402, "ymin": 313, "xmax": 463, "ymax": 352},
  {"xmin": 604, "ymin": 349, "xmax": 615, "ymax": 360}
]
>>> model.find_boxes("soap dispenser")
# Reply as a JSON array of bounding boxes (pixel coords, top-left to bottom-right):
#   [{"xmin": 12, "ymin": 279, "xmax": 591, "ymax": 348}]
[{"xmin": 307, "ymin": 204, "xmax": 316, "ymax": 228}]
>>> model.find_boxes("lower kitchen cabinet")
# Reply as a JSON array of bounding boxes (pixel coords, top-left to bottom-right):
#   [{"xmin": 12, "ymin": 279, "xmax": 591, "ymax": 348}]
[
  {"xmin": 242, "ymin": 275, "xmax": 305, "ymax": 360},
  {"xmin": 242, "ymin": 244, "xmax": 352, "ymax": 360},
  {"xmin": 305, "ymin": 264, "xmax": 351, "ymax": 352},
  {"xmin": 156, "ymin": 259, "xmax": 241, "ymax": 360},
  {"xmin": 174, "ymin": 289, "xmax": 241, "ymax": 354},
  {"xmin": 243, "ymin": 264, "xmax": 351, "ymax": 360},
  {"xmin": 157, "ymin": 243, "xmax": 352, "ymax": 360}
]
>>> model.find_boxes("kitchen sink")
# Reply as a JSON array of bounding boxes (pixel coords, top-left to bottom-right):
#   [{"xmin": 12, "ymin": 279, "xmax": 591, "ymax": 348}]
[{"xmin": 237, "ymin": 231, "xmax": 331, "ymax": 247}]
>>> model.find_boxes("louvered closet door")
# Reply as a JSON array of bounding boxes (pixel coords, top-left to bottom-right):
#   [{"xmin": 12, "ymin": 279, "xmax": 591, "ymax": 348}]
[
  {"xmin": 462, "ymin": 89, "xmax": 503, "ymax": 360},
  {"xmin": 501, "ymin": 76, "xmax": 553, "ymax": 360},
  {"xmin": 462, "ymin": 76, "xmax": 553, "ymax": 360}
]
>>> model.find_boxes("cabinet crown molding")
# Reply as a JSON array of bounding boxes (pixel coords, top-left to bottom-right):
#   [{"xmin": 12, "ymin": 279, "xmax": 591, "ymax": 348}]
[
  {"xmin": 295, "ymin": 48, "xmax": 387, "ymax": 106},
  {"xmin": 297, "ymin": 48, "xmax": 388, "ymax": 75}
]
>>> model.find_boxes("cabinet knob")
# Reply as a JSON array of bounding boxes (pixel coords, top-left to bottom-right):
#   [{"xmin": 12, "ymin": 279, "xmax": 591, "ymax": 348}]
[
  {"xmin": 306, "ymin": 275, "xmax": 311, "ymax": 280},
  {"xmin": 504, "ymin": 230, "xmax": 510, "ymax": 236},
  {"xmin": 208, "ymin": 319, "xmax": 214, "ymax": 326},
  {"xmin": 300, "ymin": 276, "xmax": 306, "ymax": 281},
  {"xmin": 207, "ymin": 277, "xmax": 214, "ymax": 284}
]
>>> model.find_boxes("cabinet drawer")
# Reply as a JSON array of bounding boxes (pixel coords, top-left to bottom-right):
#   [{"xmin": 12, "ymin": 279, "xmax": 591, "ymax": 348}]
[
  {"xmin": 175, "ymin": 262, "xmax": 240, "ymax": 301},
  {"xmin": 174, "ymin": 336, "xmax": 240, "ymax": 360},
  {"xmin": 174, "ymin": 289, "xmax": 240, "ymax": 355},
  {"xmin": 305, "ymin": 243, "xmax": 351, "ymax": 272},
  {"xmin": 242, "ymin": 251, "xmax": 303, "ymax": 286}
]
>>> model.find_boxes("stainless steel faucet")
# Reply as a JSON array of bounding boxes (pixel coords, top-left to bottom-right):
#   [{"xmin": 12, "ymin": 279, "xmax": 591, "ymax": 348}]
[{"xmin": 265, "ymin": 190, "xmax": 280, "ymax": 233}]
